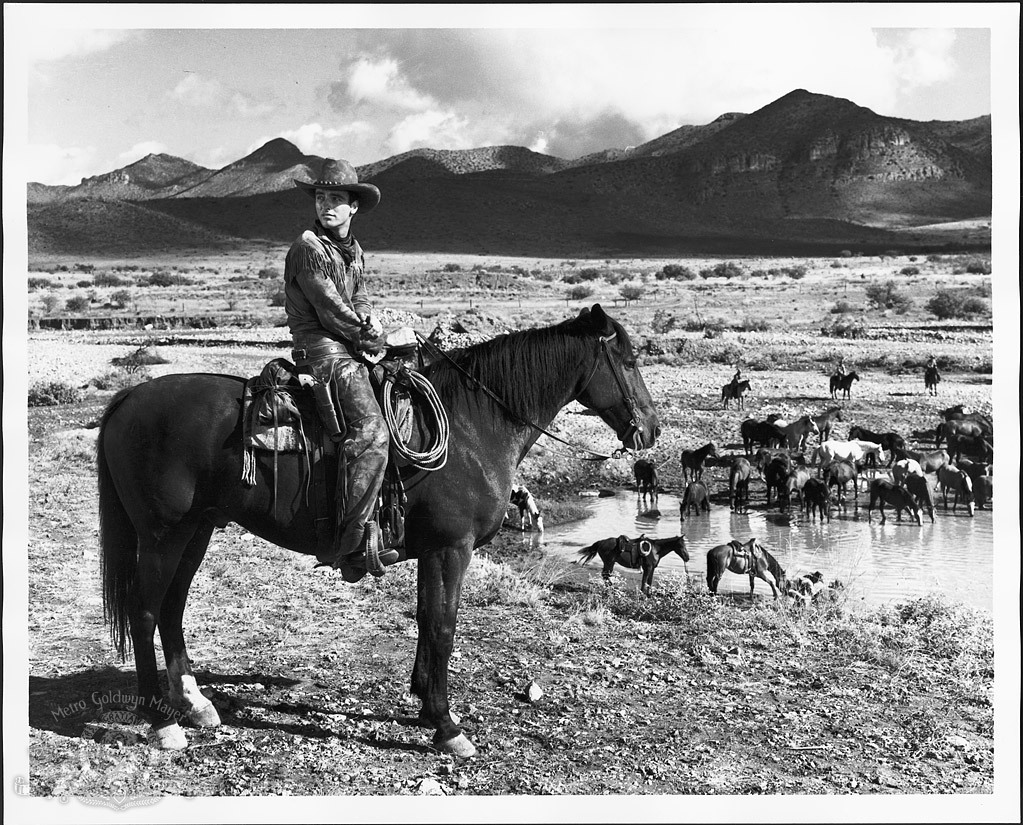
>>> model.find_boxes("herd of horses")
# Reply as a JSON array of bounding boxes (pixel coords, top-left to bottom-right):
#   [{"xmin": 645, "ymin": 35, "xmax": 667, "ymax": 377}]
[{"xmin": 578, "ymin": 401, "xmax": 993, "ymax": 599}]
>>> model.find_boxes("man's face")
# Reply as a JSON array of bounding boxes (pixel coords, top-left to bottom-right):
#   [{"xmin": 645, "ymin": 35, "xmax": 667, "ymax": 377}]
[{"xmin": 315, "ymin": 189, "xmax": 358, "ymax": 233}]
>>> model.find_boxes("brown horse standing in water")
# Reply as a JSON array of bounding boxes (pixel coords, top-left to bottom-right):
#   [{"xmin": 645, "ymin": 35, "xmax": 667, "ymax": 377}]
[
  {"xmin": 97, "ymin": 305, "xmax": 659, "ymax": 756},
  {"xmin": 706, "ymin": 538, "xmax": 787, "ymax": 599}
]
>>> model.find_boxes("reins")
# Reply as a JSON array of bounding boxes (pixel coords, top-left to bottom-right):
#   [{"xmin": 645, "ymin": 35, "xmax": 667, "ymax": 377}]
[{"xmin": 414, "ymin": 331, "xmax": 634, "ymax": 462}]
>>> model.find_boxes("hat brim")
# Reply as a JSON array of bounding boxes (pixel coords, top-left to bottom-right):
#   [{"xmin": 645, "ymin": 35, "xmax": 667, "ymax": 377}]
[{"xmin": 294, "ymin": 179, "xmax": 380, "ymax": 211}]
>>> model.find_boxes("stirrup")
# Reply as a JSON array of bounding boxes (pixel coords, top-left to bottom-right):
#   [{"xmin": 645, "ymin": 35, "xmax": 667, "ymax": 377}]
[{"xmin": 362, "ymin": 522, "xmax": 400, "ymax": 576}]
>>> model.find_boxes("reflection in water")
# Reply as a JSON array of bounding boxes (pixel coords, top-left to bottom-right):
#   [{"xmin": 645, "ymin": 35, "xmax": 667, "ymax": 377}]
[{"xmin": 543, "ymin": 490, "xmax": 993, "ymax": 612}]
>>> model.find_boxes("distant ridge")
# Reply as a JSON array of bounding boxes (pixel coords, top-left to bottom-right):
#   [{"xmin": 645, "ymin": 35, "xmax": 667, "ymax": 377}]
[{"xmin": 26, "ymin": 89, "xmax": 991, "ymax": 257}]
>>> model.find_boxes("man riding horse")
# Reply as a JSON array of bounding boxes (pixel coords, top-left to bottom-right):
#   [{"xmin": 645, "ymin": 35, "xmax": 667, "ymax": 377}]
[{"xmin": 284, "ymin": 158, "xmax": 398, "ymax": 582}]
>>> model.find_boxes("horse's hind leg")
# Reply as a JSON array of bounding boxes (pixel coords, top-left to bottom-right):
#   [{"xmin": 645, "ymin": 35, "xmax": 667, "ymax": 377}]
[
  {"xmin": 131, "ymin": 520, "xmax": 201, "ymax": 749},
  {"xmin": 161, "ymin": 518, "xmax": 221, "ymax": 730}
]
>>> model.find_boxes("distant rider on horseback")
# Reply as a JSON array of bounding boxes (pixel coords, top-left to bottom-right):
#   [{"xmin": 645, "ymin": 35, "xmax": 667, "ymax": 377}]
[{"xmin": 284, "ymin": 158, "xmax": 399, "ymax": 582}]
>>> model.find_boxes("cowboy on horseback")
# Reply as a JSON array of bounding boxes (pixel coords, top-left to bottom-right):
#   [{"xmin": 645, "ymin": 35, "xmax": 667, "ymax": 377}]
[
  {"xmin": 729, "ymin": 364, "xmax": 743, "ymax": 396},
  {"xmin": 284, "ymin": 158, "xmax": 399, "ymax": 582},
  {"xmin": 834, "ymin": 357, "xmax": 847, "ymax": 379}
]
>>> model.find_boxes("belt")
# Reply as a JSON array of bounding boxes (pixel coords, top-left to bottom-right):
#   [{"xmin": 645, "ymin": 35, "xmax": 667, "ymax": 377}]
[{"xmin": 291, "ymin": 343, "xmax": 352, "ymax": 364}]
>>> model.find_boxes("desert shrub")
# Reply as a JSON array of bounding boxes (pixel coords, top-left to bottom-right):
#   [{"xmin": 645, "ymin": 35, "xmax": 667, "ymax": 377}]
[
  {"xmin": 28, "ymin": 381, "xmax": 82, "ymax": 407},
  {"xmin": 713, "ymin": 261, "xmax": 744, "ymax": 279},
  {"xmin": 651, "ymin": 309, "xmax": 677, "ymax": 334},
  {"xmin": 619, "ymin": 284, "xmax": 643, "ymax": 303},
  {"xmin": 926, "ymin": 254, "xmax": 944, "ymax": 263},
  {"xmin": 783, "ymin": 265, "xmax": 807, "ymax": 280},
  {"xmin": 656, "ymin": 263, "xmax": 696, "ymax": 281},
  {"xmin": 28, "ymin": 277, "xmax": 56, "ymax": 291},
  {"xmin": 269, "ymin": 289, "xmax": 286, "ymax": 307},
  {"xmin": 899, "ymin": 266, "xmax": 920, "ymax": 276},
  {"xmin": 971, "ymin": 281, "xmax": 992, "ymax": 298},
  {"xmin": 112, "ymin": 346, "xmax": 170, "ymax": 373},
  {"xmin": 865, "ymin": 281, "xmax": 913, "ymax": 313},
  {"xmin": 926, "ymin": 290, "xmax": 989, "ymax": 320},
  {"xmin": 562, "ymin": 272, "xmax": 584, "ymax": 285},
  {"xmin": 530, "ymin": 270, "xmax": 558, "ymax": 283},
  {"xmin": 830, "ymin": 300, "xmax": 856, "ymax": 314},
  {"xmin": 91, "ymin": 368, "xmax": 150, "ymax": 391},
  {"xmin": 257, "ymin": 267, "xmax": 280, "ymax": 280},
  {"xmin": 147, "ymin": 271, "xmax": 194, "ymax": 287},
  {"xmin": 442, "ymin": 263, "xmax": 462, "ymax": 272},
  {"xmin": 603, "ymin": 270, "xmax": 625, "ymax": 285},
  {"xmin": 577, "ymin": 267, "xmax": 603, "ymax": 281},
  {"xmin": 109, "ymin": 289, "xmax": 133, "ymax": 308},
  {"xmin": 65, "ymin": 295, "xmax": 90, "ymax": 313},
  {"xmin": 76, "ymin": 280, "xmax": 92, "ymax": 288},
  {"xmin": 40, "ymin": 294, "xmax": 61, "ymax": 314},
  {"xmin": 566, "ymin": 285, "xmax": 594, "ymax": 301},
  {"xmin": 821, "ymin": 318, "xmax": 867, "ymax": 339},
  {"xmin": 92, "ymin": 272, "xmax": 124, "ymax": 287},
  {"xmin": 462, "ymin": 555, "xmax": 544, "ymax": 607},
  {"xmin": 839, "ymin": 250, "xmax": 853, "ymax": 257},
  {"xmin": 737, "ymin": 316, "xmax": 771, "ymax": 332},
  {"xmin": 698, "ymin": 267, "xmax": 714, "ymax": 279}
]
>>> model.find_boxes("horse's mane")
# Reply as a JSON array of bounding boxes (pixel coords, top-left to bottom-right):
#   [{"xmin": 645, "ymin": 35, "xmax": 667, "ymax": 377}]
[{"xmin": 424, "ymin": 316, "xmax": 611, "ymax": 424}]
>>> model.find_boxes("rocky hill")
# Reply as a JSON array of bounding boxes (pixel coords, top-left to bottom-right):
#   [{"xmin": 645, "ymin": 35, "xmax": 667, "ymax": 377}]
[{"xmin": 26, "ymin": 89, "xmax": 991, "ymax": 257}]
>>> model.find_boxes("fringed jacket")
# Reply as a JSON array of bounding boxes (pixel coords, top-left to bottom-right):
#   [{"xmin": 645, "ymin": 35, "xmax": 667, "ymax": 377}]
[{"xmin": 283, "ymin": 222, "xmax": 372, "ymax": 355}]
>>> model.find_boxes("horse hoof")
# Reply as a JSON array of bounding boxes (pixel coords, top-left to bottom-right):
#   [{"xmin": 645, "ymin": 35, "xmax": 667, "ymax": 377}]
[
  {"xmin": 148, "ymin": 722, "xmax": 187, "ymax": 750},
  {"xmin": 188, "ymin": 702, "xmax": 222, "ymax": 728},
  {"xmin": 434, "ymin": 732, "xmax": 476, "ymax": 758}
]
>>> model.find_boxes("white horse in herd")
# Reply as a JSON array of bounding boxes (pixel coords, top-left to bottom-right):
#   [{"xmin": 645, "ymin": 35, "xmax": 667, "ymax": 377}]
[{"xmin": 811, "ymin": 439, "xmax": 886, "ymax": 468}]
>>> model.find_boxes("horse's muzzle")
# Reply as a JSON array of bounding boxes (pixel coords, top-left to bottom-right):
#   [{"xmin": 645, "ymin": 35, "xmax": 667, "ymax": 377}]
[{"xmin": 624, "ymin": 422, "xmax": 659, "ymax": 451}]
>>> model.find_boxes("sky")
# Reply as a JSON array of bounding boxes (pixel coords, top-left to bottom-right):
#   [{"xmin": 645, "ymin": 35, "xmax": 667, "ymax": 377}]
[{"xmin": 4, "ymin": 4, "xmax": 1009, "ymax": 186}]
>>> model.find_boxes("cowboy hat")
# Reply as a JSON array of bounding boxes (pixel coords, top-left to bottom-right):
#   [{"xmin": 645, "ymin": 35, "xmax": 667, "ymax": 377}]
[{"xmin": 294, "ymin": 158, "xmax": 381, "ymax": 211}]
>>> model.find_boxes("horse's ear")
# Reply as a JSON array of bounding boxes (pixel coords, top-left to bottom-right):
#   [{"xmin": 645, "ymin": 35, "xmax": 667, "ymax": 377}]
[{"xmin": 579, "ymin": 303, "xmax": 614, "ymax": 334}]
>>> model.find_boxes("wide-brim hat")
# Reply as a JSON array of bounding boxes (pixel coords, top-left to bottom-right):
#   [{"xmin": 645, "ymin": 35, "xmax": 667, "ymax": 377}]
[{"xmin": 294, "ymin": 158, "xmax": 380, "ymax": 212}]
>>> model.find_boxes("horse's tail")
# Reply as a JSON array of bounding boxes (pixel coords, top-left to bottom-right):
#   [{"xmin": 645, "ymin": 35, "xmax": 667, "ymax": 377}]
[
  {"xmin": 576, "ymin": 545, "xmax": 600, "ymax": 565},
  {"xmin": 97, "ymin": 389, "xmax": 139, "ymax": 661}
]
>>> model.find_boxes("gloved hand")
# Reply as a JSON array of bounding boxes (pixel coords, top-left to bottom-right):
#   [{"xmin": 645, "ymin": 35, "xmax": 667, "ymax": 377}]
[{"xmin": 360, "ymin": 314, "xmax": 384, "ymax": 339}]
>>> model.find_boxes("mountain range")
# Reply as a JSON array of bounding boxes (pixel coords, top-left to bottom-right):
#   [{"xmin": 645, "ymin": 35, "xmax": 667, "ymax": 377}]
[{"xmin": 27, "ymin": 89, "xmax": 992, "ymax": 257}]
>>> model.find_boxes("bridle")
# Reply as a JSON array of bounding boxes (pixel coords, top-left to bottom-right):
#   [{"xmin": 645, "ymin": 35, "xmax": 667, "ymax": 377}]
[{"xmin": 416, "ymin": 329, "xmax": 643, "ymax": 461}]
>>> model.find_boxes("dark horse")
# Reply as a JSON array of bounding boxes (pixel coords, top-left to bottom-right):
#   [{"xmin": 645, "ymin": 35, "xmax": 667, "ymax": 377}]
[
  {"xmin": 633, "ymin": 458, "xmax": 658, "ymax": 499},
  {"xmin": 680, "ymin": 442, "xmax": 719, "ymax": 482},
  {"xmin": 97, "ymin": 305, "xmax": 658, "ymax": 756},
  {"xmin": 924, "ymin": 365, "xmax": 941, "ymax": 396},
  {"xmin": 706, "ymin": 538, "xmax": 787, "ymax": 599},
  {"xmin": 721, "ymin": 379, "xmax": 751, "ymax": 410},
  {"xmin": 577, "ymin": 534, "xmax": 689, "ymax": 594},
  {"xmin": 829, "ymin": 371, "xmax": 860, "ymax": 400}
]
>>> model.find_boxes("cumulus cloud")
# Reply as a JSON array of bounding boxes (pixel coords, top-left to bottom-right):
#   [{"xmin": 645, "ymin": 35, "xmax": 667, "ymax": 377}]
[
  {"xmin": 890, "ymin": 29, "xmax": 958, "ymax": 88},
  {"xmin": 26, "ymin": 143, "xmax": 99, "ymax": 186},
  {"xmin": 343, "ymin": 57, "xmax": 434, "ymax": 112},
  {"xmin": 118, "ymin": 141, "xmax": 169, "ymax": 165},
  {"xmin": 384, "ymin": 110, "xmax": 475, "ymax": 156},
  {"xmin": 170, "ymin": 73, "xmax": 277, "ymax": 118},
  {"xmin": 26, "ymin": 29, "xmax": 132, "ymax": 64}
]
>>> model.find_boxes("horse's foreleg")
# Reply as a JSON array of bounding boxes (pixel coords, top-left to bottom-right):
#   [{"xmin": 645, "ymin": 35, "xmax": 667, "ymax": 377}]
[
  {"xmin": 412, "ymin": 545, "xmax": 475, "ymax": 757},
  {"xmin": 131, "ymin": 521, "xmax": 199, "ymax": 749},
  {"xmin": 161, "ymin": 519, "xmax": 220, "ymax": 730}
]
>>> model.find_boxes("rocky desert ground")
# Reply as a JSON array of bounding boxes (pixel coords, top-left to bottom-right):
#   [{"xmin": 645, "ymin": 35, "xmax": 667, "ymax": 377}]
[{"xmin": 12, "ymin": 249, "xmax": 1019, "ymax": 819}]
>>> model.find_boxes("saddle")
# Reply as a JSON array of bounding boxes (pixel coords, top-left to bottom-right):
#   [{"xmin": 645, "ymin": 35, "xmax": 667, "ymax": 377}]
[
  {"xmin": 240, "ymin": 329, "xmax": 441, "ymax": 558},
  {"xmin": 618, "ymin": 536, "xmax": 653, "ymax": 569}
]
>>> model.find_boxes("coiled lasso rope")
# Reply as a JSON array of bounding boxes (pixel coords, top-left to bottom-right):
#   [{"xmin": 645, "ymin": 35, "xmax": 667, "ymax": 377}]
[{"xmin": 381, "ymin": 367, "xmax": 449, "ymax": 470}]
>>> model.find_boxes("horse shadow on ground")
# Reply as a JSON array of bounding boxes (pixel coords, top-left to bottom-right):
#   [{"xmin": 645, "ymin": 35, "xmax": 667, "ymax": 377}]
[{"xmin": 30, "ymin": 666, "xmax": 434, "ymax": 754}]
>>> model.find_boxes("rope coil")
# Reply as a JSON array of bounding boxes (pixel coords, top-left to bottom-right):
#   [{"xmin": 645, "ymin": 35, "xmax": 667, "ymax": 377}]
[{"xmin": 382, "ymin": 367, "xmax": 449, "ymax": 470}]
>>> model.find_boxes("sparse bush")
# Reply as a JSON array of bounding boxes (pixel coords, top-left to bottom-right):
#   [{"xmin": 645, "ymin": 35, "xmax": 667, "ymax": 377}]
[
  {"xmin": 147, "ymin": 271, "xmax": 194, "ymax": 287},
  {"xmin": 40, "ymin": 294, "xmax": 61, "ymax": 314},
  {"xmin": 65, "ymin": 295, "xmax": 90, "ymax": 313},
  {"xmin": 830, "ymin": 300, "xmax": 856, "ymax": 314},
  {"xmin": 111, "ymin": 346, "xmax": 170, "ymax": 373},
  {"xmin": 566, "ymin": 285, "xmax": 594, "ymax": 301},
  {"xmin": 578, "ymin": 267, "xmax": 603, "ymax": 281},
  {"xmin": 900, "ymin": 266, "xmax": 921, "ymax": 276},
  {"xmin": 603, "ymin": 270, "xmax": 625, "ymax": 285},
  {"xmin": 822, "ymin": 318, "xmax": 867, "ymax": 339},
  {"xmin": 619, "ymin": 284, "xmax": 643, "ymax": 304},
  {"xmin": 76, "ymin": 280, "xmax": 92, "ymax": 288},
  {"xmin": 110, "ymin": 289, "xmax": 133, "ymax": 308},
  {"xmin": 28, "ymin": 381, "xmax": 82, "ymax": 407},
  {"xmin": 92, "ymin": 272, "xmax": 124, "ymax": 287},
  {"xmin": 839, "ymin": 250, "xmax": 853, "ymax": 258},
  {"xmin": 257, "ymin": 267, "xmax": 280, "ymax": 280},
  {"xmin": 926, "ymin": 254, "xmax": 944, "ymax": 263},
  {"xmin": 91, "ymin": 368, "xmax": 150, "ymax": 391},
  {"xmin": 737, "ymin": 316, "xmax": 771, "ymax": 332},
  {"xmin": 442, "ymin": 263, "xmax": 462, "ymax": 273},
  {"xmin": 926, "ymin": 290, "xmax": 989, "ymax": 320},
  {"xmin": 28, "ymin": 277, "xmax": 56, "ymax": 291},
  {"xmin": 713, "ymin": 261, "xmax": 744, "ymax": 279},
  {"xmin": 269, "ymin": 289, "xmax": 286, "ymax": 307},
  {"xmin": 785, "ymin": 265, "xmax": 807, "ymax": 279},
  {"xmin": 656, "ymin": 263, "xmax": 697, "ymax": 281},
  {"xmin": 865, "ymin": 281, "xmax": 913, "ymax": 313},
  {"xmin": 651, "ymin": 309, "xmax": 677, "ymax": 334}
]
